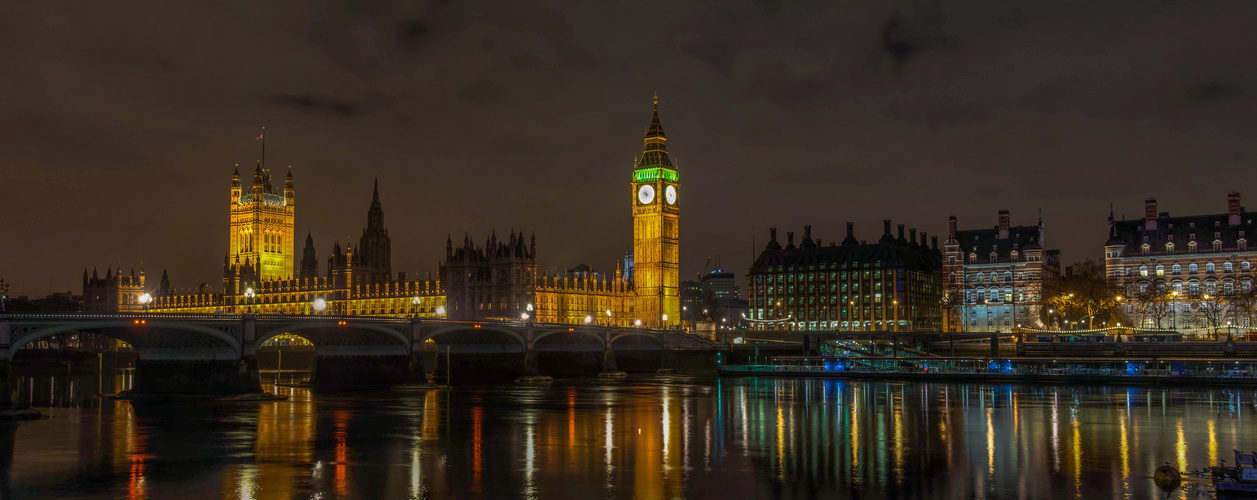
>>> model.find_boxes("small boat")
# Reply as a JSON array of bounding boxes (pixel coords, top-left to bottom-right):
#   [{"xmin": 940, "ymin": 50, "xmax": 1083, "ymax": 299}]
[{"xmin": 1212, "ymin": 450, "xmax": 1257, "ymax": 496}]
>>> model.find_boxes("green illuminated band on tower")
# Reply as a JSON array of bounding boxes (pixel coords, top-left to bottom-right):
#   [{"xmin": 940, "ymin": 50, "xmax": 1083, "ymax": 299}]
[{"xmin": 632, "ymin": 167, "xmax": 679, "ymax": 183}]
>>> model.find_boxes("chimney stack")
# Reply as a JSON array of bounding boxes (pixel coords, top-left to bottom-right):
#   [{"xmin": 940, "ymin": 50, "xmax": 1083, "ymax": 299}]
[
  {"xmin": 769, "ymin": 227, "xmax": 778, "ymax": 242},
  {"xmin": 998, "ymin": 210, "xmax": 1011, "ymax": 239},
  {"xmin": 787, "ymin": 231, "xmax": 795, "ymax": 247},
  {"xmin": 931, "ymin": 236, "xmax": 938, "ymax": 250},
  {"xmin": 921, "ymin": 232, "xmax": 928, "ymax": 246},
  {"xmin": 909, "ymin": 228, "xmax": 917, "ymax": 244},
  {"xmin": 948, "ymin": 215, "xmax": 958, "ymax": 240},
  {"xmin": 846, "ymin": 222, "xmax": 854, "ymax": 238},
  {"xmin": 1229, "ymin": 192, "xmax": 1241, "ymax": 226},
  {"xmin": 883, "ymin": 219, "xmax": 892, "ymax": 235},
  {"xmin": 803, "ymin": 225, "xmax": 812, "ymax": 240},
  {"xmin": 1144, "ymin": 198, "xmax": 1158, "ymax": 230},
  {"xmin": 897, "ymin": 224, "xmax": 905, "ymax": 241}
]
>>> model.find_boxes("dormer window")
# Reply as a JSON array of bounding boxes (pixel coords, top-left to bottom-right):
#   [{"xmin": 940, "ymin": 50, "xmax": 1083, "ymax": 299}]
[
  {"xmin": 1190, "ymin": 223, "xmax": 1196, "ymax": 229},
  {"xmin": 1214, "ymin": 240, "xmax": 1223, "ymax": 252},
  {"xmin": 1142, "ymin": 244, "xmax": 1151, "ymax": 255},
  {"xmin": 1166, "ymin": 242, "xmax": 1175, "ymax": 254},
  {"xmin": 1240, "ymin": 239, "xmax": 1248, "ymax": 252},
  {"xmin": 1011, "ymin": 250, "xmax": 1019, "ymax": 260},
  {"xmin": 1189, "ymin": 241, "xmax": 1198, "ymax": 252},
  {"xmin": 969, "ymin": 253, "xmax": 977, "ymax": 263},
  {"xmin": 989, "ymin": 252, "xmax": 998, "ymax": 262}
]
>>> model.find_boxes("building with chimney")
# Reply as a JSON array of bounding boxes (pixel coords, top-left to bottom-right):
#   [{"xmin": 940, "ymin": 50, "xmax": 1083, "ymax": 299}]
[
  {"xmin": 941, "ymin": 210, "xmax": 1060, "ymax": 332},
  {"xmin": 746, "ymin": 221, "xmax": 942, "ymax": 331},
  {"xmin": 1104, "ymin": 193, "xmax": 1257, "ymax": 333}
]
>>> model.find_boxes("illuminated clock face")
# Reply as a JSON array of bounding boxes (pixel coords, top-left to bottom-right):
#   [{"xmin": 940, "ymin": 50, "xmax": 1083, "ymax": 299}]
[
  {"xmin": 638, "ymin": 184, "xmax": 655, "ymax": 204},
  {"xmin": 665, "ymin": 185, "xmax": 677, "ymax": 205}
]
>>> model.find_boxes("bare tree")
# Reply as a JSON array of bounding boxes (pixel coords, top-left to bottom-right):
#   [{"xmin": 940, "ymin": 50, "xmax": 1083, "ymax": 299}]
[
  {"xmin": 1196, "ymin": 293, "xmax": 1228, "ymax": 336},
  {"xmin": 940, "ymin": 287, "xmax": 963, "ymax": 332}
]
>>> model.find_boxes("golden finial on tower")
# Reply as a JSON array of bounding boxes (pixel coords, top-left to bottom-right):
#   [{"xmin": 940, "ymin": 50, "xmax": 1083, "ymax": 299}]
[{"xmin": 653, "ymin": 92, "xmax": 658, "ymax": 106}]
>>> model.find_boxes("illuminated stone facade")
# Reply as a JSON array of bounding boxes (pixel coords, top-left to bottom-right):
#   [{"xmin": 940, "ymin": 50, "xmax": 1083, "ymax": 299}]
[
  {"xmin": 942, "ymin": 210, "xmax": 1061, "ymax": 332},
  {"xmin": 747, "ymin": 222, "xmax": 943, "ymax": 331},
  {"xmin": 1105, "ymin": 194, "xmax": 1257, "ymax": 332},
  {"xmin": 230, "ymin": 164, "xmax": 295, "ymax": 282},
  {"xmin": 631, "ymin": 95, "xmax": 681, "ymax": 328},
  {"xmin": 106, "ymin": 101, "xmax": 684, "ymax": 326},
  {"xmin": 82, "ymin": 266, "xmax": 151, "ymax": 312},
  {"xmin": 440, "ymin": 233, "xmax": 636, "ymax": 326},
  {"xmin": 148, "ymin": 171, "xmax": 445, "ymax": 317}
]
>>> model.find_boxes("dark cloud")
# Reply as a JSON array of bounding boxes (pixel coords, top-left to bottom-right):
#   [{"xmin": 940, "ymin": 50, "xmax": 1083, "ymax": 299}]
[
  {"xmin": 456, "ymin": 80, "xmax": 506, "ymax": 104},
  {"xmin": 2, "ymin": 0, "xmax": 1257, "ymax": 297},
  {"xmin": 275, "ymin": 94, "xmax": 362, "ymax": 116},
  {"xmin": 1182, "ymin": 79, "xmax": 1244, "ymax": 104}
]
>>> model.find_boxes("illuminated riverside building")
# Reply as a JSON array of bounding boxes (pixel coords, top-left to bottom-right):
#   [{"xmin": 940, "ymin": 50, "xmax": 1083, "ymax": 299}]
[
  {"xmin": 746, "ymin": 222, "xmax": 943, "ymax": 331},
  {"xmin": 230, "ymin": 163, "xmax": 295, "ymax": 282},
  {"xmin": 126, "ymin": 98, "xmax": 682, "ymax": 325},
  {"xmin": 147, "ymin": 169, "xmax": 446, "ymax": 317},
  {"xmin": 631, "ymin": 95, "xmax": 681, "ymax": 328},
  {"xmin": 941, "ymin": 210, "xmax": 1061, "ymax": 331},
  {"xmin": 439, "ymin": 233, "xmax": 636, "ymax": 326},
  {"xmin": 1105, "ymin": 193, "xmax": 1257, "ymax": 332},
  {"xmin": 82, "ymin": 266, "xmax": 156, "ymax": 312}
]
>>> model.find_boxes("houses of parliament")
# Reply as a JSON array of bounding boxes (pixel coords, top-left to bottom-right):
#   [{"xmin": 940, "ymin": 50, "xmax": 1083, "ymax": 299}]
[{"xmin": 89, "ymin": 99, "xmax": 682, "ymax": 328}]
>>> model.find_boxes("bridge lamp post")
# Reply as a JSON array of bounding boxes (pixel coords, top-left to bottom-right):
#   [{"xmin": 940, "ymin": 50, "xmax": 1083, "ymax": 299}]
[
  {"xmin": 312, "ymin": 297, "xmax": 327, "ymax": 315},
  {"xmin": 244, "ymin": 288, "xmax": 256, "ymax": 314},
  {"xmin": 0, "ymin": 279, "xmax": 8, "ymax": 311},
  {"xmin": 138, "ymin": 293, "xmax": 153, "ymax": 312},
  {"xmin": 436, "ymin": 306, "xmax": 446, "ymax": 316},
  {"xmin": 584, "ymin": 315, "xmax": 592, "ymax": 324},
  {"xmin": 411, "ymin": 296, "xmax": 421, "ymax": 317},
  {"xmin": 662, "ymin": 314, "xmax": 668, "ymax": 329},
  {"xmin": 635, "ymin": 319, "xmax": 642, "ymax": 327}
]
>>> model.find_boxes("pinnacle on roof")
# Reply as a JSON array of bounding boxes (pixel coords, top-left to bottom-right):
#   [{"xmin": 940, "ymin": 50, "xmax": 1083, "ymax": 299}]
[{"xmin": 372, "ymin": 177, "xmax": 380, "ymax": 203}]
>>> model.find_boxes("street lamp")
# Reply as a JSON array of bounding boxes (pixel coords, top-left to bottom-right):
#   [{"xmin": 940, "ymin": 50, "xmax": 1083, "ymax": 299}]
[
  {"xmin": 521, "ymin": 313, "xmax": 529, "ymax": 321},
  {"xmin": 635, "ymin": 319, "xmax": 642, "ymax": 327},
  {"xmin": 436, "ymin": 305, "xmax": 446, "ymax": 315},
  {"xmin": 312, "ymin": 297, "xmax": 327, "ymax": 313}
]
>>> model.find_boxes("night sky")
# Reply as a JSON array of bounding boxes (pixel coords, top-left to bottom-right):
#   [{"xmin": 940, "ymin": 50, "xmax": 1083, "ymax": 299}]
[{"xmin": 3, "ymin": 0, "xmax": 1256, "ymax": 297}]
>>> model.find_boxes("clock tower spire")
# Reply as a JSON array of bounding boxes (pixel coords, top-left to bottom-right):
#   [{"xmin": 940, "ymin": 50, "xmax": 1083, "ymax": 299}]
[{"xmin": 631, "ymin": 93, "xmax": 680, "ymax": 329}]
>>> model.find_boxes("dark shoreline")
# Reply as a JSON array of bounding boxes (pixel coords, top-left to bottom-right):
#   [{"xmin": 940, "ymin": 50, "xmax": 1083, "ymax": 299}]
[{"xmin": 719, "ymin": 368, "xmax": 1257, "ymax": 387}]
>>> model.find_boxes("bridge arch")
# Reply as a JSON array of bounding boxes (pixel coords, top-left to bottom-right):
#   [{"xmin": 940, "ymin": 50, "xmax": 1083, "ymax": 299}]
[
  {"xmin": 420, "ymin": 324, "xmax": 526, "ymax": 350},
  {"xmin": 532, "ymin": 327, "xmax": 605, "ymax": 348},
  {"xmin": 258, "ymin": 322, "xmax": 409, "ymax": 347},
  {"xmin": 10, "ymin": 320, "xmax": 240, "ymax": 360},
  {"xmin": 610, "ymin": 331, "xmax": 664, "ymax": 346}
]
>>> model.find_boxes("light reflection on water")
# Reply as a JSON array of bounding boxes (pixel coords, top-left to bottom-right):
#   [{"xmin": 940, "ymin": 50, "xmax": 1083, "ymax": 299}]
[{"xmin": 2, "ymin": 376, "xmax": 1254, "ymax": 499}]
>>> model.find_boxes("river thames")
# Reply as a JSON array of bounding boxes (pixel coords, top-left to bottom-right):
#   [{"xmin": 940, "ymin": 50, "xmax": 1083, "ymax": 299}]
[{"xmin": 3, "ymin": 374, "xmax": 1254, "ymax": 499}]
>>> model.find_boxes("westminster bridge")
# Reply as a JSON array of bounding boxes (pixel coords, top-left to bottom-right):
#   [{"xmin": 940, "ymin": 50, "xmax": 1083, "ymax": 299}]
[{"xmin": 0, "ymin": 312, "xmax": 719, "ymax": 398}]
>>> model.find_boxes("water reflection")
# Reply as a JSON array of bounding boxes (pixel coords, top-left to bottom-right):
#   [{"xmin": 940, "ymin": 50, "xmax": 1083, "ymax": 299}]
[{"xmin": 4, "ymin": 376, "xmax": 1257, "ymax": 498}]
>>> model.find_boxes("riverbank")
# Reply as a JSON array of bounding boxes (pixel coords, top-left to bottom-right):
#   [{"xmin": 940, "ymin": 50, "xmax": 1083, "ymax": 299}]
[{"xmin": 720, "ymin": 365, "xmax": 1257, "ymax": 386}]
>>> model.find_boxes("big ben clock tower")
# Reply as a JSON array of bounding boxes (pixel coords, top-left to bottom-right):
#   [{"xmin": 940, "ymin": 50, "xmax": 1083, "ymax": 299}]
[{"xmin": 632, "ymin": 94, "xmax": 680, "ymax": 328}]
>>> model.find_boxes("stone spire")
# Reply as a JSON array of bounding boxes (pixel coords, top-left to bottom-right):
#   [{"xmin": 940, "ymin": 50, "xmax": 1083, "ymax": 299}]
[{"xmin": 635, "ymin": 93, "xmax": 674, "ymax": 170}]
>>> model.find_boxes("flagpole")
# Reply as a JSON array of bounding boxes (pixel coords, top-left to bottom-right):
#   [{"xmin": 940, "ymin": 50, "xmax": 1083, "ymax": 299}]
[{"xmin": 261, "ymin": 126, "xmax": 266, "ymax": 170}]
